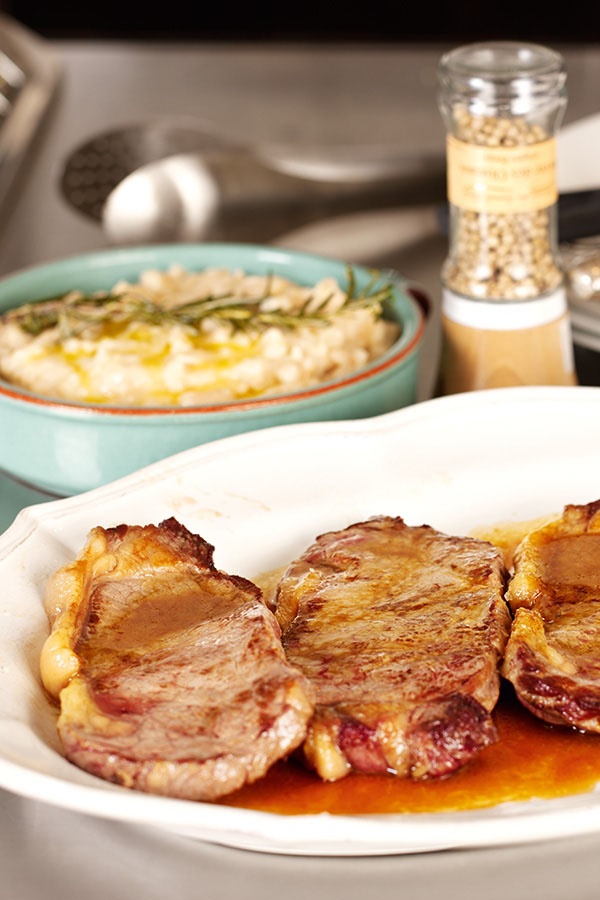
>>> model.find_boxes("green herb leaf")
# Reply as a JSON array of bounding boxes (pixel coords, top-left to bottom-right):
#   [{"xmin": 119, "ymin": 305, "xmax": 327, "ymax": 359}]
[{"xmin": 4, "ymin": 266, "xmax": 396, "ymax": 339}]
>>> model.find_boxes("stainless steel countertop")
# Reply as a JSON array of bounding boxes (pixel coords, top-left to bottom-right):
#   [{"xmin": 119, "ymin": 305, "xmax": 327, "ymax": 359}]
[{"xmin": 3, "ymin": 36, "xmax": 600, "ymax": 899}]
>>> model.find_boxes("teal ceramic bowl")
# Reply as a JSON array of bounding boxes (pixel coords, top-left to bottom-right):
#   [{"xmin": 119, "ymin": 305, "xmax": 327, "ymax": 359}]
[{"xmin": 0, "ymin": 243, "xmax": 427, "ymax": 497}]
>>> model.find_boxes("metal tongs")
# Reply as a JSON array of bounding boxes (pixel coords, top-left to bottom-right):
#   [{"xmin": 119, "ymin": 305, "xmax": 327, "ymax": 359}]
[{"xmin": 0, "ymin": 15, "xmax": 61, "ymax": 214}]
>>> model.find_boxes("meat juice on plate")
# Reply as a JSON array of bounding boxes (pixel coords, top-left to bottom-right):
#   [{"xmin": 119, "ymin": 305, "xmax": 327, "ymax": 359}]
[
  {"xmin": 39, "ymin": 509, "xmax": 600, "ymax": 815},
  {"xmin": 227, "ymin": 512, "xmax": 600, "ymax": 816}
]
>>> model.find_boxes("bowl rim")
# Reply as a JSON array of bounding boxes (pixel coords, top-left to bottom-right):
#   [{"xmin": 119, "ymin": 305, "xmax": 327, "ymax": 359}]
[{"xmin": 0, "ymin": 242, "xmax": 427, "ymax": 417}]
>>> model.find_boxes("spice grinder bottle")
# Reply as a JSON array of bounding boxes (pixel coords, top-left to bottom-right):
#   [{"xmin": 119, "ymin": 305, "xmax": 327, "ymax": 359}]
[{"xmin": 437, "ymin": 41, "xmax": 577, "ymax": 393}]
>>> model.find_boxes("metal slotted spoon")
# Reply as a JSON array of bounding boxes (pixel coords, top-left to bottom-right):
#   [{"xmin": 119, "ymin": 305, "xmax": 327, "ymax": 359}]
[
  {"xmin": 59, "ymin": 118, "xmax": 238, "ymax": 223},
  {"xmin": 60, "ymin": 118, "xmax": 447, "ymax": 244}
]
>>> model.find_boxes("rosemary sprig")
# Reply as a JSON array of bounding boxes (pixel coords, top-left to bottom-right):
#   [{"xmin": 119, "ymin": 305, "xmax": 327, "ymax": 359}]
[{"xmin": 4, "ymin": 266, "xmax": 395, "ymax": 339}]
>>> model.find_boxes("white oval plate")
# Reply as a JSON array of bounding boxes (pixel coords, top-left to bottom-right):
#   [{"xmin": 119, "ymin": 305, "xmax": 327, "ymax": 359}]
[{"xmin": 2, "ymin": 385, "xmax": 600, "ymax": 856}]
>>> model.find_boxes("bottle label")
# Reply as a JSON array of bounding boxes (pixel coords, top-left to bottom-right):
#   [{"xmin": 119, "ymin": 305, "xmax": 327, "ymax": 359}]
[{"xmin": 446, "ymin": 135, "xmax": 558, "ymax": 214}]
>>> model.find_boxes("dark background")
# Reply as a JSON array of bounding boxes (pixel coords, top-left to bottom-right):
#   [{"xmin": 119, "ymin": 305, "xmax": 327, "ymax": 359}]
[{"xmin": 0, "ymin": 1, "xmax": 598, "ymax": 43}]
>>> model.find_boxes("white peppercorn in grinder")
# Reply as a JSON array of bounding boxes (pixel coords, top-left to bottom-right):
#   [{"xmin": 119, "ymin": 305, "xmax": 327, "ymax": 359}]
[{"xmin": 437, "ymin": 41, "xmax": 577, "ymax": 393}]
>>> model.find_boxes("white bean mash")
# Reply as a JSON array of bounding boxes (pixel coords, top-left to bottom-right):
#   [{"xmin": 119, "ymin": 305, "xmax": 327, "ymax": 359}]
[{"xmin": 0, "ymin": 265, "xmax": 400, "ymax": 406}]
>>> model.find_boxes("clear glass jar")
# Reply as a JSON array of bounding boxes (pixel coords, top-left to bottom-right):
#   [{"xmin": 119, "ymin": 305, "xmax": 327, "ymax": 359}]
[{"xmin": 437, "ymin": 41, "xmax": 577, "ymax": 393}]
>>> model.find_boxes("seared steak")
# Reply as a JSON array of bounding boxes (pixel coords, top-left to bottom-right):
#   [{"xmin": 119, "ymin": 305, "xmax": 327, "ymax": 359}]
[
  {"xmin": 40, "ymin": 517, "xmax": 315, "ymax": 801},
  {"xmin": 503, "ymin": 500, "xmax": 600, "ymax": 731},
  {"xmin": 275, "ymin": 515, "xmax": 510, "ymax": 781}
]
